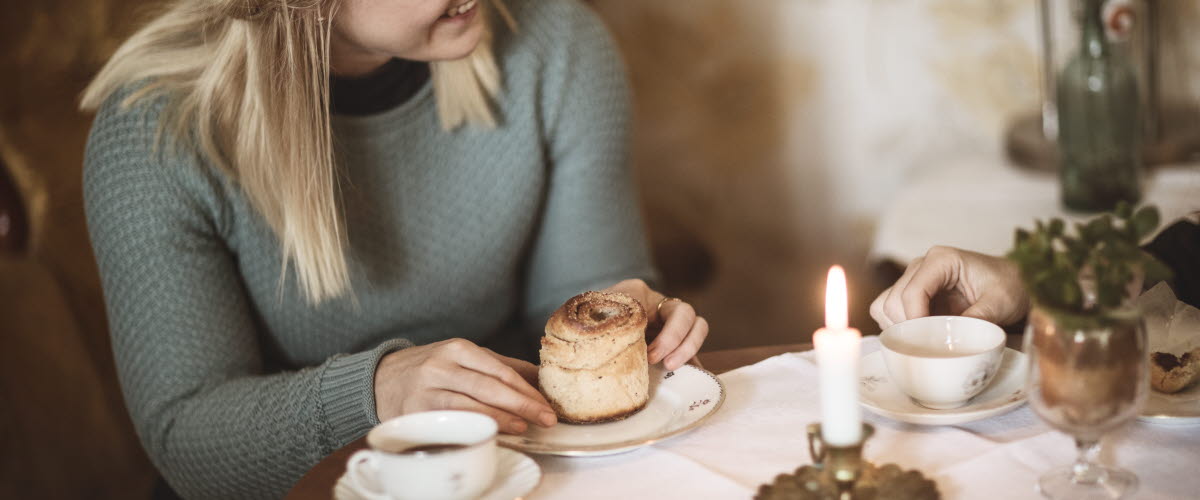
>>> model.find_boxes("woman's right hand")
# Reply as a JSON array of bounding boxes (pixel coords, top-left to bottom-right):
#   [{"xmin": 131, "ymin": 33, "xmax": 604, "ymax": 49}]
[
  {"xmin": 374, "ymin": 339, "xmax": 558, "ymax": 434},
  {"xmin": 870, "ymin": 246, "xmax": 1030, "ymax": 330}
]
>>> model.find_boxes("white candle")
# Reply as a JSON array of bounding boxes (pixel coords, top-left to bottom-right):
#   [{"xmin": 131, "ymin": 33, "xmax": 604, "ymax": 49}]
[{"xmin": 813, "ymin": 265, "xmax": 863, "ymax": 446}]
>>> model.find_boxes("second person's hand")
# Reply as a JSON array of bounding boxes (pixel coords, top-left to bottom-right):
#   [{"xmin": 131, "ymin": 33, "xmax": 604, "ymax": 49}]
[{"xmin": 870, "ymin": 246, "xmax": 1029, "ymax": 330}]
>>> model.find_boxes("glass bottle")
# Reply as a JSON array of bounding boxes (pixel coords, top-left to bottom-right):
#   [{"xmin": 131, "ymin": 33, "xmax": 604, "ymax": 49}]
[{"xmin": 1056, "ymin": 0, "xmax": 1142, "ymax": 212}]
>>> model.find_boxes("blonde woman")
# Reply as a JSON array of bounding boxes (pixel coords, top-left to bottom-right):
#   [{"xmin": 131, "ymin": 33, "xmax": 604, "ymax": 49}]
[{"xmin": 81, "ymin": 0, "xmax": 709, "ymax": 497}]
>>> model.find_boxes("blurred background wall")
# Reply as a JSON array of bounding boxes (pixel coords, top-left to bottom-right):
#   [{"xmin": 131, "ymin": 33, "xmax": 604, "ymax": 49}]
[
  {"xmin": 592, "ymin": 0, "xmax": 1200, "ymax": 349},
  {"xmin": 1, "ymin": 0, "xmax": 1197, "ymax": 498}
]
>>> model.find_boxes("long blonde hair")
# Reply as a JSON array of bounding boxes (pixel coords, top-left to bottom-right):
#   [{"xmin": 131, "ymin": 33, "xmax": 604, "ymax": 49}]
[{"xmin": 81, "ymin": 0, "xmax": 514, "ymax": 303}]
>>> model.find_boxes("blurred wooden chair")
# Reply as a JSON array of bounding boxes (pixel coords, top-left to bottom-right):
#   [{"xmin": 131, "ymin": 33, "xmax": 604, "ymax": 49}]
[
  {"xmin": 0, "ymin": 135, "xmax": 154, "ymax": 500},
  {"xmin": 0, "ymin": 1, "xmax": 156, "ymax": 498}
]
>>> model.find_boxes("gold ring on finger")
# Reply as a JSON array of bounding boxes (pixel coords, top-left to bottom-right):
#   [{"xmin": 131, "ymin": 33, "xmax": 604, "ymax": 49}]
[{"xmin": 656, "ymin": 296, "xmax": 681, "ymax": 317}]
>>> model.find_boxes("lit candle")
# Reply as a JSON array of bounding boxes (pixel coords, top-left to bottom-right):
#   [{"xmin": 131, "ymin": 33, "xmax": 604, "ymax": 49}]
[{"xmin": 813, "ymin": 265, "xmax": 863, "ymax": 446}]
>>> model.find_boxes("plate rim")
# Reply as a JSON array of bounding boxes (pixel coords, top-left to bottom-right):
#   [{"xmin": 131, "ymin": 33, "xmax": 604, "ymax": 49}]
[
  {"xmin": 1138, "ymin": 384, "xmax": 1200, "ymax": 424},
  {"xmin": 1138, "ymin": 413, "xmax": 1200, "ymax": 424},
  {"xmin": 858, "ymin": 348, "xmax": 1028, "ymax": 426},
  {"xmin": 497, "ymin": 364, "xmax": 726, "ymax": 456}
]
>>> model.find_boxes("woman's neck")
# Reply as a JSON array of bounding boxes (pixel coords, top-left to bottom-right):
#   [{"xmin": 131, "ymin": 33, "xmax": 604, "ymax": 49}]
[{"xmin": 329, "ymin": 31, "xmax": 391, "ymax": 77}]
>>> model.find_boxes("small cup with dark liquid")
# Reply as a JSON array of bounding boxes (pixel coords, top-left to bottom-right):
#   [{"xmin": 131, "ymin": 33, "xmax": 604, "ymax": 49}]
[
  {"xmin": 346, "ymin": 411, "xmax": 498, "ymax": 500},
  {"xmin": 400, "ymin": 443, "xmax": 469, "ymax": 454}
]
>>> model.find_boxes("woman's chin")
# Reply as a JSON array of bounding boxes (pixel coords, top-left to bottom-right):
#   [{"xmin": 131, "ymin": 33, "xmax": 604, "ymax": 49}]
[
  {"xmin": 425, "ymin": 18, "xmax": 486, "ymax": 61},
  {"xmin": 432, "ymin": 39, "xmax": 483, "ymax": 62}
]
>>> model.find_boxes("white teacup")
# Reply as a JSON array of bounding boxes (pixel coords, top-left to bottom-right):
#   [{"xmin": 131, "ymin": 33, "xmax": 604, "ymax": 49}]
[
  {"xmin": 346, "ymin": 410, "xmax": 498, "ymax": 500},
  {"xmin": 880, "ymin": 316, "xmax": 1006, "ymax": 409}
]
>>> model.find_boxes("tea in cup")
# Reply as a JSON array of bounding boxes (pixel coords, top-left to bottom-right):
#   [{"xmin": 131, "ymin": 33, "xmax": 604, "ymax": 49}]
[
  {"xmin": 880, "ymin": 316, "xmax": 1006, "ymax": 409},
  {"xmin": 346, "ymin": 410, "xmax": 497, "ymax": 500}
]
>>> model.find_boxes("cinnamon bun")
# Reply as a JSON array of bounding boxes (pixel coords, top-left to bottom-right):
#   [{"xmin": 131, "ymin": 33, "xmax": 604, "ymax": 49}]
[{"xmin": 539, "ymin": 291, "xmax": 650, "ymax": 423}]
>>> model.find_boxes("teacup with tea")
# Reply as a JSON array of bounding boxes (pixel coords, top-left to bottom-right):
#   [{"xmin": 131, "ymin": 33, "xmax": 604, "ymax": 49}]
[{"xmin": 880, "ymin": 316, "xmax": 1007, "ymax": 409}]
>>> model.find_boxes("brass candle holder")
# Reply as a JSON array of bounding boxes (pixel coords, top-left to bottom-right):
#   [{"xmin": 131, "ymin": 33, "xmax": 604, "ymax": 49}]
[{"xmin": 755, "ymin": 423, "xmax": 940, "ymax": 500}]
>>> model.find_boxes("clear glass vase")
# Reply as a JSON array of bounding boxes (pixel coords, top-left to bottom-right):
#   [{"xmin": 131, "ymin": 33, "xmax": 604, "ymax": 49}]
[{"xmin": 1024, "ymin": 305, "xmax": 1148, "ymax": 499}]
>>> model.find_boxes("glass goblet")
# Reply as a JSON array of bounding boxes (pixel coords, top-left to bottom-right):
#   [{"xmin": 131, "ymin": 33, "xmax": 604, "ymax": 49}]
[{"xmin": 1024, "ymin": 306, "xmax": 1148, "ymax": 500}]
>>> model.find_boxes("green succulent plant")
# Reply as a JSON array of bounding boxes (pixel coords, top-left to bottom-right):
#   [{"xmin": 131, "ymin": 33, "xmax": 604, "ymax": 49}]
[{"xmin": 1007, "ymin": 202, "xmax": 1172, "ymax": 314}]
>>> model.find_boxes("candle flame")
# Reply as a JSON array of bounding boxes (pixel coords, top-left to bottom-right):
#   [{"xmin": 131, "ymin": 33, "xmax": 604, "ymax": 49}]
[{"xmin": 825, "ymin": 265, "xmax": 848, "ymax": 329}]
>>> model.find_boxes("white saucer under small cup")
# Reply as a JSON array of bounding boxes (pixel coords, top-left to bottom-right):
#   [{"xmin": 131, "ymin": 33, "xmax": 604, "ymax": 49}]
[
  {"xmin": 335, "ymin": 447, "xmax": 541, "ymax": 500},
  {"xmin": 859, "ymin": 349, "xmax": 1029, "ymax": 425}
]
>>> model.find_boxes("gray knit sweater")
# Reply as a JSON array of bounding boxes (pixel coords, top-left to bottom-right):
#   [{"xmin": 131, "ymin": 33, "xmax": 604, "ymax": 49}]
[{"xmin": 83, "ymin": 1, "xmax": 653, "ymax": 497}]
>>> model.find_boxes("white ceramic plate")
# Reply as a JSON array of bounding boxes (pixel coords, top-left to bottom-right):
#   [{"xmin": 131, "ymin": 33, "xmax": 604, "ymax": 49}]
[
  {"xmin": 334, "ymin": 447, "xmax": 541, "ymax": 500},
  {"xmin": 858, "ymin": 348, "xmax": 1028, "ymax": 426},
  {"xmin": 498, "ymin": 364, "xmax": 726, "ymax": 456},
  {"xmin": 1140, "ymin": 381, "xmax": 1200, "ymax": 425}
]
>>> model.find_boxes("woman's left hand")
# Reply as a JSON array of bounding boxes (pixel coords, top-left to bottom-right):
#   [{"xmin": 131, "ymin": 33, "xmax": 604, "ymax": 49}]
[{"xmin": 602, "ymin": 279, "xmax": 708, "ymax": 371}]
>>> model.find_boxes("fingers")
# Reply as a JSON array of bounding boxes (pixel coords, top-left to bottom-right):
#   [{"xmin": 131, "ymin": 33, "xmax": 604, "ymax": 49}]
[
  {"xmin": 433, "ymin": 341, "xmax": 556, "ymax": 427},
  {"xmin": 663, "ymin": 316, "xmax": 708, "ymax": 371},
  {"xmin": 648, "ymin": 299, "xmax": 697, "ymax": 364},
  {"xmin": 929, "ymin": 288, "xmax": 972, "ymax": 317},
  {"xmin": 440, "ymin": 368, "xmax": 557, "ymax": 428},
  {"xmin": 449, "ymin": 342, "xmax": 551, "ymax": 407},
  {"xmin": 425, "ymin": 390, "xmax": 530, "ymax": 435},
  {"xmin": 959, "ymin": 299, "xmax": 996, "ymax": 323},
  {"xmin": 897, "ymin": 264, "xmax": 941, "ymax": 321},
  {"xmin": 875, "ymin": 246, "xmax": 1015, "ymax": 331},
  {"xmin": 874, "ymin": 246, "xmax": 968, "ymax": 329},
  {"xmin": 961, "ymin": 289, "xmax": 1028, "ymax": 326},
  {"xmin": 898, "ymin": 247, "xmax": 962, "ymax": 321},
  {"xmin": 965, "ymin": 254, "xmax": 1030, "ymax": 326},
  {"xmin": 598, "ymin": 281, "xmax": 711, "ymax": 370},
  {"xmin": 489, "ymin": 352, "xmax": 540, "ymax": 387},
  {"xmin": 878, "ymin": 257, "xmax": 924, "ymax": 328},
  {"xmin": 869, "ymin": 285, "xmax": 894, "ymax": 330}
]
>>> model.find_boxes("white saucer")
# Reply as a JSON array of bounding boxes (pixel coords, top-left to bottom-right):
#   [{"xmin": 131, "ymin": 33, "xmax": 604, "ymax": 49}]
[
  {"xmin": 498, "ymin": 364, "xmax": 726, "ymax": 456},
  {"xmin": 333, "ymin": 447, "xmax": 541, "ymax": 500},
  {"xmin": 859, "ymin": 348, "xmax": 1028, "ymax": 426},
  {"xmin": 1140, "ymin": 380, "xmax": 1200, "ymax": 426}
]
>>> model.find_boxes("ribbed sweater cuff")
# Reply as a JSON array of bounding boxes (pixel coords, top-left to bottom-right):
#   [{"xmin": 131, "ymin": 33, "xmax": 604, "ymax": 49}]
[{"xmin": 319, "ymin": 338, "xmax": 413, "ymax": 449}]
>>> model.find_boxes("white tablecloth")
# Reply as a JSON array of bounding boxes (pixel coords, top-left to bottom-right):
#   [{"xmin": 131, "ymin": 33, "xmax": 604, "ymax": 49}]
[
  {"xmin": 870, "ymin": 161, "xmax": 1200, "ymax": 266},
  {"xmin": 529, "ymin": 337, "xmax": 1200, "ymax": 499}
]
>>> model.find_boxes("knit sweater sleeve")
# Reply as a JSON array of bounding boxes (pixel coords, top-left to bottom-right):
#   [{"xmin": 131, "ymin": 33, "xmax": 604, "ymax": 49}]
[
  {"xmin": 83, "ymin": 96, "xmax": 409, "ymax": 499},
  {"xmin": 520, "ymin": 0, "xmax": 658, "ymax": 326}
]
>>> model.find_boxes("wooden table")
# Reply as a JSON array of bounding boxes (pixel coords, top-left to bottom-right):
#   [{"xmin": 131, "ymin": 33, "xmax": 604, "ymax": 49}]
[{"xmin": 284, "ymin": 343, "xmax": 812, "ymax": 500}]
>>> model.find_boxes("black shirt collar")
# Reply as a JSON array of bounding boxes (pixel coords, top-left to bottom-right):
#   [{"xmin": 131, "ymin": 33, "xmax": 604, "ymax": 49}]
[{"xmin": 330, "ymin": 58, "xmax": 430, "ymax": 116}]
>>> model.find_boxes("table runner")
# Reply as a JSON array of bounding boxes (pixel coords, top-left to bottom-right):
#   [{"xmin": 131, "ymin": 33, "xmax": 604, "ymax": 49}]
[{"xmin": 527, "ymin": 337, "xmax": 1200, "ymax": 499}]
